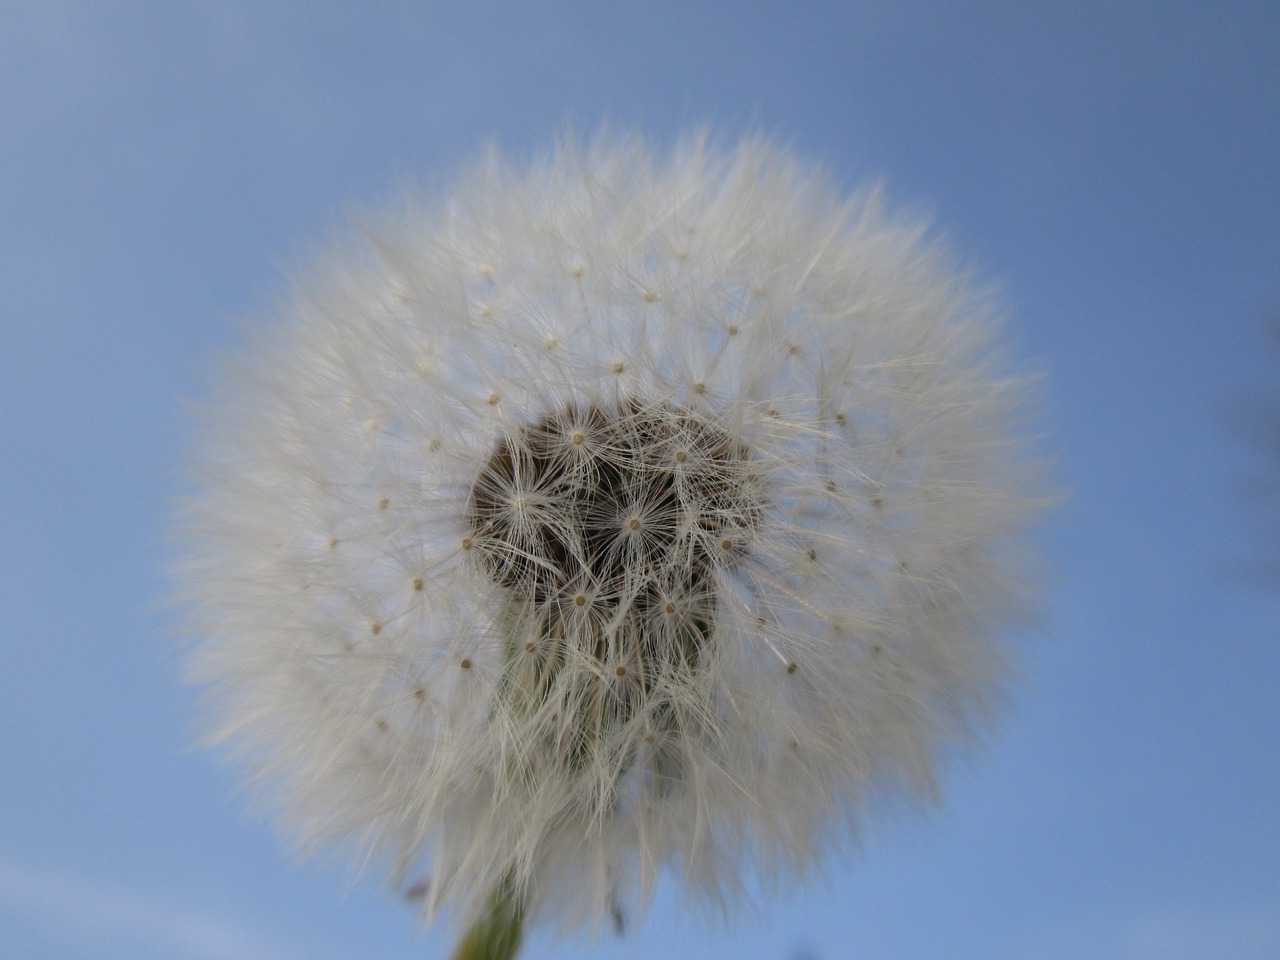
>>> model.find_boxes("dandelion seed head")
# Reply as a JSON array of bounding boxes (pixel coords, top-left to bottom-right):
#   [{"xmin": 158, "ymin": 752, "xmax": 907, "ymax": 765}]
[{"xmin": 178, "ymin": 132, "xmax": 1047, "ymax": 935}]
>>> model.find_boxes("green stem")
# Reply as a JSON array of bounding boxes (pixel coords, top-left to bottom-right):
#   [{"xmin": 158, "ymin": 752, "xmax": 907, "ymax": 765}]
[{"xmin": 448, "ymin": 878, "xmax": 524, "ymax": 960}]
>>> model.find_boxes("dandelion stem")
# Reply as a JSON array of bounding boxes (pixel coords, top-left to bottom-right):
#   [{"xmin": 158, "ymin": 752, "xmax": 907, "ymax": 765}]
[{"xmin": 449, "ymin": 877, "xmax": 524, "ymax": 960}]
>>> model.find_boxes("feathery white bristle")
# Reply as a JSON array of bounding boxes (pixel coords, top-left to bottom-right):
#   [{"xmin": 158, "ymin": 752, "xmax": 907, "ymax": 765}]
[{"xmin": 177, "ymin": 132, "xmax": 1046, "ymax": 935}]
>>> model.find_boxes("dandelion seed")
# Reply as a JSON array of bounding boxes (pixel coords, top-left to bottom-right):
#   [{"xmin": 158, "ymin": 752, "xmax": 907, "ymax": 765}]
[{"xmin": 177, "ymin": 133, "xmax": 1047, "ymax": 952}]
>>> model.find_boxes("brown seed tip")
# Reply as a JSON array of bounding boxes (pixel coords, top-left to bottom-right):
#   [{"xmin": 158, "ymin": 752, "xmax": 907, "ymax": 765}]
[
  {"xmin": 615, "ymin": 665, "xmax": 627, "ymax": 677},
  {"xmin": 786, "ymin": 661, "xmax": 798, "ymax": 674},
  {"xmin": 459, "ymin": 658, "xmax": 472, "ymax": 670}
]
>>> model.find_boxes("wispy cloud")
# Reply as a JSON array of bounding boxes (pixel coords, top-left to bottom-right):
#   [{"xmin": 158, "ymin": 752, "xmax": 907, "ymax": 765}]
[
  {"xmin": 0, "ymin": 860, "xmax": 318, "ymax": 960},
  {"xmin": 1122, "ymin": 892, "xmax": 1280, "ymax": 960}
]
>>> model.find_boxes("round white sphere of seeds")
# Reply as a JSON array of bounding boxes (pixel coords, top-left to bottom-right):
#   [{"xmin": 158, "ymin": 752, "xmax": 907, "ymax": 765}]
[{"xmin": 177, "ymin": 133, "xmax": 1047, "ymax": 937}]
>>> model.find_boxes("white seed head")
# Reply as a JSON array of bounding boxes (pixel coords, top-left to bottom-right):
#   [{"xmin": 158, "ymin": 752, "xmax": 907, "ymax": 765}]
[{"xmin": 177, "ymin": 133, "xmax": 1047, "ymax": 935}]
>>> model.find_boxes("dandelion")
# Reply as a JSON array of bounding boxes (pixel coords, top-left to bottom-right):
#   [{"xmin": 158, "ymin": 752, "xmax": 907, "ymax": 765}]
[{"xmin": 177, "ymin": 133, "xmax": 1046, "ymax": 958}]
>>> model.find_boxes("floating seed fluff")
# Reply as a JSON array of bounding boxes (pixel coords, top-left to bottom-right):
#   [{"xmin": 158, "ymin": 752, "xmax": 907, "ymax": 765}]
[{"xmin": 179, "ymin": 135, "xmax": 1044, "ymax": 934}]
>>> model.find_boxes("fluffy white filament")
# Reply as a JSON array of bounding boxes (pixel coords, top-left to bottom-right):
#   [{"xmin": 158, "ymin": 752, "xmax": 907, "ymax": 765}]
[{"xmin": 178, "ymin": 133, "xmax": 1045, "ymax": 935}]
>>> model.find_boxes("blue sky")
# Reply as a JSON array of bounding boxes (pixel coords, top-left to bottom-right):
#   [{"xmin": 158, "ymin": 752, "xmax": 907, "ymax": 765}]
[{"xmin": 3, "ymin": 2, "xmax": 1278, "ymax": 958}]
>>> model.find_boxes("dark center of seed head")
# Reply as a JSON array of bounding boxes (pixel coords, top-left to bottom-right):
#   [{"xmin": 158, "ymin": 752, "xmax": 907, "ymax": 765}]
[{"xmin": 466, "ymin": 399, "xmax": 762, "ymax": 661}]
